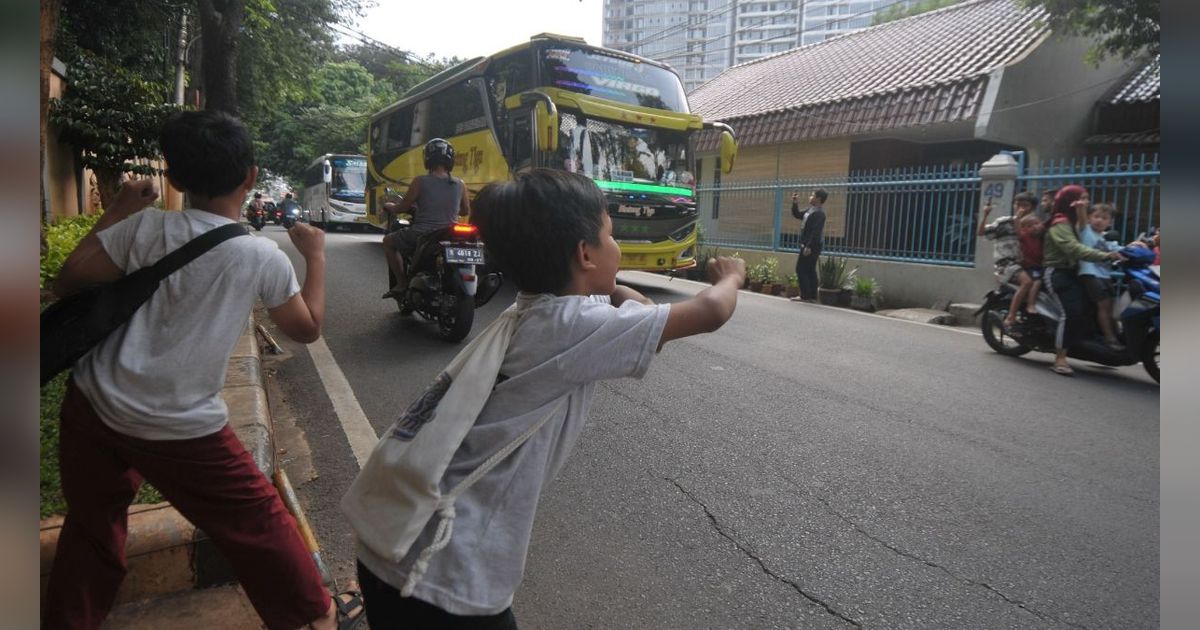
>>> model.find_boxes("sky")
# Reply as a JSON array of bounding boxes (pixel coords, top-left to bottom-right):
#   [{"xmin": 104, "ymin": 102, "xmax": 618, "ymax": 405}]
[{"xmin": 351, "ymin": 0, "xmax": 605, "ymax": 61}]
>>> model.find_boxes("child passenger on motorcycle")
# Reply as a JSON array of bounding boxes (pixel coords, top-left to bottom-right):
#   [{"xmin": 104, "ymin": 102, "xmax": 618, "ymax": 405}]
[
  {"xmin": 352, "ymin": 169, "xmax": 747, "ymax": 629},
  {"xmin": 977, "ymin": 192, "xmax": 1040, "ymax": 327},
  {"xmin": 1078, "ymin": 203, "xmax": 1123, "ymax": 350}
]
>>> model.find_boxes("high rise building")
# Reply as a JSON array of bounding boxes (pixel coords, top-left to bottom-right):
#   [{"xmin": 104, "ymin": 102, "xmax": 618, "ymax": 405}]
[{"xmin": 602, "ymin": 0, "xmax": 921, "ymax": 93}]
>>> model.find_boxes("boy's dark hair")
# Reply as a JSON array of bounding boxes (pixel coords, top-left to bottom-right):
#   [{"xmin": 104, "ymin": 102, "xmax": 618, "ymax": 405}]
[
  {"xmin": 1014, "ymin": 192, "xmax": 1038, "ymax": 206},
  {"xmin": 1041, "ymin": 188, "xmax": 1058, "ymax": 201},
  {"xmin": 159, "ymin": 110, "xmax": 255, "ymax": 198},
  {"xmin": 474, "ymin": 169, "xmax": 606, "ymax": 294},
  {"xmin": 813, "ymin": 189, "xmax": 828, "ymax": 203}
]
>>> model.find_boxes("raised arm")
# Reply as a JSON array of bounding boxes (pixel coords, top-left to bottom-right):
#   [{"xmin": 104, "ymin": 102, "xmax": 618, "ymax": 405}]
[
  {"xmin": 268, "ymin": 222, "xmax": 326, "ymax": 343},
  {"xmin": 976, "ymin": 201, "xmax": 993, "ymax": 237},
  {"xmin": 658, "ymin": 256, "xmax": 745, "ymax": 350},
  {"xmin": 54, "ymin": 179, "xmax": 160, "ymax": 297}
]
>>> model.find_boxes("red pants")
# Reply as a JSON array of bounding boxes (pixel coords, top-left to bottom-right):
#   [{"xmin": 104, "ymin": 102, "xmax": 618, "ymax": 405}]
[{"xmin": 43, "ymin": 381, "xmax": 329, "ymax": 630}]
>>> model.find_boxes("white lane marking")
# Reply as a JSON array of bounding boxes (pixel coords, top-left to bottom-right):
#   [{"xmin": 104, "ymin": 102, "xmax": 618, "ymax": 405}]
[{"xmin": 306, "ymin": 337, "xmax": 378, "ymax": 468}]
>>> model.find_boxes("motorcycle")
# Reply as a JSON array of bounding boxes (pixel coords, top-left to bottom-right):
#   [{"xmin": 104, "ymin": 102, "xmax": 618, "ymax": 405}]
[
  {"xmin": 280, "ymin": 204, "xmax": 303, "ymax": 229},
  {"xmin": 247, "ymin": 206, "xmax": 266, "ymax": 231},
  {"xmin": 976, "ymin": 239, "xmax": 1160, "ymax": 382},
  {"xmin": 386, "ymin": 219, "xmax": 504, "ymax": 342},
  {"xmin": 265, "ymin": 202, "xmax": 282, "ymax": 224}
]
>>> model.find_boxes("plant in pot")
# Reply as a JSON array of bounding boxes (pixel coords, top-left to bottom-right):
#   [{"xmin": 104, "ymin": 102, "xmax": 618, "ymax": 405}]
[
  {"xmin": 816, "ymin": 256, "xmax": 856, "ymax": 306},
  {"xmin": 746, "ymin": 261, "xmax": 766, "ymax": 292},
  {"xmin": 850, "ymin": 276, "xmax": 881, "ymax": 311},
  {"xmin": 760, "ymin": 256, "xmax": 781, "ymax": 294},
  {"xmin": 785, "ymin": 273, "xmax": 801, "ymax": 298},
  {"xmin": 690, "ymin": 248, "xmax": 712, "ymax": 281}
]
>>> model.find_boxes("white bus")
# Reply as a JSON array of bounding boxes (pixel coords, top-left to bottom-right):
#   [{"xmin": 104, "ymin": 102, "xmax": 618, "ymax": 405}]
[{"xmin": 301, "ymin": 154, "xmax": 369, "ymax": 229}]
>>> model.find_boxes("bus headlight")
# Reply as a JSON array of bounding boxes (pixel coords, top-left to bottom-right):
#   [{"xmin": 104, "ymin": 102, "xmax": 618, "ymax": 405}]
[{"xmin": 668, "ymin": 223, "xmax": 696, "ymax": 242}]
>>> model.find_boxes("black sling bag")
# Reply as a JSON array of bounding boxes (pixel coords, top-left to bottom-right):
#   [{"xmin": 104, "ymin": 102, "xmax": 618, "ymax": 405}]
[{"xmin": 40, "ymin": 222, "xmax": 248, "ymax": 386}]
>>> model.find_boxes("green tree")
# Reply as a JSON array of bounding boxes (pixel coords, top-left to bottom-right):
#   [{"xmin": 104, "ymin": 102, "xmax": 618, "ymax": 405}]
[
  {"xmin": 872, "ymin": 0, "xmax": 964, "ymax": 25},
  {"xmin": 1022, "ymin": 0, "xmax": 1159, "ymax": 61},
  {"xmin": 48, "ymin": 45, "xmax": 178, "ymax": 210}
]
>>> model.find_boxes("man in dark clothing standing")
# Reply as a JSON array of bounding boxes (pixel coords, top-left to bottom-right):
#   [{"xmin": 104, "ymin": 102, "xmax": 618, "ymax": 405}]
[{"xmin": 790, "ymin": 188, "xmax": 827, "ymax": 302}]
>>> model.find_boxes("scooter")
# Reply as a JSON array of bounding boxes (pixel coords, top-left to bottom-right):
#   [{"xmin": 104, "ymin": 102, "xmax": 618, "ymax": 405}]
[
  {"xmin": 976, "ymin": 240, "xmax": 1160, "ymax": 382},
  {"xmin": 248, "ymin": 206, "xmax": 266, "ymax": 231},
  {"xmin": 281, "ymin": 205, "xmax": 302, "ymax": 229},
  {"xmin": 386, "ymin": 219, "xmax": 504, "ymax": 342}
]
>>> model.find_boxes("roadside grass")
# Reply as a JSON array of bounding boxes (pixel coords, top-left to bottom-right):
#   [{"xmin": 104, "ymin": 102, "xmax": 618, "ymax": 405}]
[{"xmin": 40, "ymin": 372, "xmax": 164, "ymax": 519}]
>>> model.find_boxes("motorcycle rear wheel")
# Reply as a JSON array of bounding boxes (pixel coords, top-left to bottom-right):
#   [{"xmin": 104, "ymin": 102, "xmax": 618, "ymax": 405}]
[
  {"xmin": 438, "ymin": 291, "xmax": 474, "ymax": 342},
  {"xmin": 981, "ymin": 307, "xmax": 1031, "ymax": 357},
  {"xmin": 1142, "ymin": 331, "xmax": 1159, "ymax": 383}
]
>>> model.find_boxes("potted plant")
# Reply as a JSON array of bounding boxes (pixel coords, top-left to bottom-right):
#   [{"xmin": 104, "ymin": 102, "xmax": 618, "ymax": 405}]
[
  {"xmin": 747, "ymin": 261, "xmax": 765, "ymax": 292},
  {"xmin": 785, "ymin": 273, "xmax": 800, "ymax": 298},
  {"xmin": 850, "ymin": 276, "xmax": 881, "ymax": 311},
  {"xmin": 816, "ymin": 256, "xmax": 856, "ymax": 306},
  {"xmin": 759, "ymin": 256, "xmax": 783, "ymax": 294}
]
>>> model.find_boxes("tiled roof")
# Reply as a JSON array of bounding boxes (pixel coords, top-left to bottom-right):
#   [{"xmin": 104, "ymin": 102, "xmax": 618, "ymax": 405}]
[
  {"xmin": 1106, "ymin": 55, "xmax": 1159, "ymax": 104},
  {"xmin": 689, "ymin": 0, "xmax": 1048, "ymax": 147}
]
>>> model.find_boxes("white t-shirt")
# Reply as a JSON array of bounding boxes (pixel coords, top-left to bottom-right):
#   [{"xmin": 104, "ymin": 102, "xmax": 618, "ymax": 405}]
[
  {"xmin": 72, "ymin": 208, "xmax": 300, "ymax": 440},
  {"xmin": 357, "ymin": 293, "xmax": 671, "ymax": 615}
]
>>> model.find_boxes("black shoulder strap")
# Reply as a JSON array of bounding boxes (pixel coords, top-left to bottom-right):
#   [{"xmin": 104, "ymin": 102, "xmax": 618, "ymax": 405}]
[{"xmin": 146, "ymin": 222, "xmax": 249, "ymax": 281}]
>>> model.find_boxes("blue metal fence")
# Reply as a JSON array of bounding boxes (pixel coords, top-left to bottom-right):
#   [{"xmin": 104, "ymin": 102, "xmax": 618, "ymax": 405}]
[
  {"xmin": 695, "ymin": 153, "xmax": 1160, "ymax": 267},
  {"xmin": 1017, "ymin": 153, "xmax": 1160, "ymax": 242},
  {"xmin": 697, "ymin": 163, "xmax": 982, "ymax": 267}
]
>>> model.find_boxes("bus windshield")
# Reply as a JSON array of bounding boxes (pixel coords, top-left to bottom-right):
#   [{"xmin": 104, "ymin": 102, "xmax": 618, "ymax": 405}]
[
  {"xmin": 558, "ymin": 111, "xmax": 695, "ymax": 191},
  {"xmin": 331, "ymin": 157, "xmax": 366, "ymax": 202},
  {"xmin": 540, "ymin": 46, "xmax": 688, "ymax": 113}
]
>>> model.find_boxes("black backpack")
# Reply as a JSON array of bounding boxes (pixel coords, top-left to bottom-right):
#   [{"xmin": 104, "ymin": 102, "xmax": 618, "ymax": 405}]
[{"xmin": 40, "ymin": 223, "xmax": 248, "ymax": 386}]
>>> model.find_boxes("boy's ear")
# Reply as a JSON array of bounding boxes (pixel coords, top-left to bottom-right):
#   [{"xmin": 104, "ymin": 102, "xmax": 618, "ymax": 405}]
[
  {"xmin": 240, "ymin": 166, "xmax": 259, "ymax": 193},
  {"xmin": 574, "ymin": 239, "xmax": 598, "ymax": 272}
]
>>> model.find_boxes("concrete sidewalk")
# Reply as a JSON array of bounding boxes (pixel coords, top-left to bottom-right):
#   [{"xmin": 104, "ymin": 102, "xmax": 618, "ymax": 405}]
[{"xmin": 39, "ymin": 317, "xmax": 275, "ymax": 617}]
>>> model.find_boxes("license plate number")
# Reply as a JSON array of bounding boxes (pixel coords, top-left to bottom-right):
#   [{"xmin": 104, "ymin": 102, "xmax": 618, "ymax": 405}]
[{"xmin": 444, "ymin": 246, "xmax": 485, "ymax": 264}]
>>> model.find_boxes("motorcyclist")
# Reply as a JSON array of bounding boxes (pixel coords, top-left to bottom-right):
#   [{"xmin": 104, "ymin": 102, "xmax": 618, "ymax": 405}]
[
  {"xmin": 278, "ymin": 192, "xmax": 301, "ymax": 224},
  {"xmin": 247, "ymin": 192, "xmax": 265, "ymax": 221},
  {"xmin": 381, "ymin": 138, "xmax": 471, "ymax": 299}
]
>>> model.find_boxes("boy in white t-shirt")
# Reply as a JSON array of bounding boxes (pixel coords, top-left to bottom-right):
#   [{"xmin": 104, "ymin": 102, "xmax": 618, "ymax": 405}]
[
  {"xmin": 354, "ymin": 169, "xmax": 746, "ymax": 628},
  {"xmin": 45, "ymin": 110, "xmax": 359, "ymax": 630}
]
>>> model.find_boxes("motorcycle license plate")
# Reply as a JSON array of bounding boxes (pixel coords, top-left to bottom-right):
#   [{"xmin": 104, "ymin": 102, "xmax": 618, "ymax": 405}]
[{"xmin": 444, "ymin": 245, "xmax": 485, "ymax": 265}]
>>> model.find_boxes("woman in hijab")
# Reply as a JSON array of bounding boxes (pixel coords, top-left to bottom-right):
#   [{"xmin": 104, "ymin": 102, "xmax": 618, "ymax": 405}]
[{"xmin": 1041, "ymin": 185, "xmax": 1124, "ymax": 375}]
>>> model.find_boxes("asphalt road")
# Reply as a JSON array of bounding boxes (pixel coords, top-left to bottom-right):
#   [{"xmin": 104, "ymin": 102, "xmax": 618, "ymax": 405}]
[{"xmin": 255, "ymin": 224, "xmax": 1159, "ymax": 630}]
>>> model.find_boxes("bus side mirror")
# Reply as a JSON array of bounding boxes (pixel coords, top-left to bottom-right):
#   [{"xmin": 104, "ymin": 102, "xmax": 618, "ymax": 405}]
[
  {"xmin": 534, "ymin": 101, "xmax": 559, "ymax": 153},
  {"xmin": 322, "ymin": 161, "xmax": 332, "ymax": 184},
  {"xmin": 719, "ymin": 130, "xmax": 737, "ymax": 174}
]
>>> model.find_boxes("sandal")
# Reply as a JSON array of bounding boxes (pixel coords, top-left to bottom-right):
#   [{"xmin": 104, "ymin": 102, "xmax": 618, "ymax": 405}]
[
  {"xmin": 1051, "ymin": 364, "xmax": 1074, "ymax": 376},
  {"xmin": 333, "ymin": 589, "xmax": 366, "ymax": 630}
]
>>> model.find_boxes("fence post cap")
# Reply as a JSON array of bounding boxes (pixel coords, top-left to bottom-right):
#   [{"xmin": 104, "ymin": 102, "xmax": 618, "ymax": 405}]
[{"xmin": 979, "ymin": 153, "xmax": 1019, "ymax": 178}]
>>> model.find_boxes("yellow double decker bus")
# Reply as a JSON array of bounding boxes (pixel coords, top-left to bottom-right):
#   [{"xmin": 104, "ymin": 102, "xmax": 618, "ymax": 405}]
[{"xmin": 364, "ymin": 33, "xmax": 737, "ymax": 272}]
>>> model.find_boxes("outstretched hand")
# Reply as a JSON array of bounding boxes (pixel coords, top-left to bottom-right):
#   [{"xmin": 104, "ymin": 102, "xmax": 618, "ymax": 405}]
[
  {"xmin": 707, "ymin": 256, "xmax": 746, "ymax": 286},
  {"xmin": 287, "ymin": 222, "xmax": 325, "ymax": 259}
]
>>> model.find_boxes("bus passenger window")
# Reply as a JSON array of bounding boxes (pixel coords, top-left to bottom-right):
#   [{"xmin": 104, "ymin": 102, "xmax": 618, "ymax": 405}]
[{"xmin": 510, "ymin": 115, "xmax": 532, "ymax": 171}]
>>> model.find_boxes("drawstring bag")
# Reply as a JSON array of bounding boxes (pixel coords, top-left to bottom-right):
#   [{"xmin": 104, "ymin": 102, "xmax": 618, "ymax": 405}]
[{"xmin": 341, "ymin": 294, "xmax": 563, "ymax": 595}]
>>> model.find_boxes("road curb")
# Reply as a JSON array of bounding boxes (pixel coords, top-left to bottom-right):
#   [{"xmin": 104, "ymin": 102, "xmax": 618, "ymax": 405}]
[{"xmin": 39, "ymin": 317, "xmax": 273, "ymax": 606}]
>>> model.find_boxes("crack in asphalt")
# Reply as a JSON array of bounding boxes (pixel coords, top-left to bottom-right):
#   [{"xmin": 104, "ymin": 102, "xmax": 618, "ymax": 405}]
[
  {"xmin": 667, "ymin": 477, "xmax": 862, "ymax": 628},
  {"xmin": 782, "ymin": 476, "xmax": 1091, "ymax": 630}
]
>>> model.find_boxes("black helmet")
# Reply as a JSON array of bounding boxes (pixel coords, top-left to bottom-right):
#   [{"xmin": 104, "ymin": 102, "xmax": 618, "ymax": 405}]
[
  {"xmin": 423, "ymin": 138, "xmax": 455, "ymax": 172},
  {"xmin": 254, "ymin": 192, "xmax": 262, "ymax": 198}
]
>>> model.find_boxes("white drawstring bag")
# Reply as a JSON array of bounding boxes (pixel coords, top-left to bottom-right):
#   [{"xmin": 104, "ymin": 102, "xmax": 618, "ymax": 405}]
[{"xmin": 341, "ymin": 295, "xmax": 563, "ymax": 595}]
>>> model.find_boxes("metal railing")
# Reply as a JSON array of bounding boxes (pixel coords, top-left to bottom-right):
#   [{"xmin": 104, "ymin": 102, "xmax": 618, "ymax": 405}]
[
  {"xmin": 1017, "ymin": 153, "xmax": 1160, "ymax": 242},
  {"xmin": 696, "ymin": 163, "xmax": 982, "ymax": 266},
  {"xmin": 694, "ymin": 153, "xmax": 1161, "ymax": 266}
]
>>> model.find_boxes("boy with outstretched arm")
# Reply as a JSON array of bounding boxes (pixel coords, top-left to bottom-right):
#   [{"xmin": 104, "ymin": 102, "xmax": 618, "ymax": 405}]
[
  {"xmin": 45, "ymin": 110, "xmax": 360, "ymax": 630},
  {"xmin": 353, "ymin": 169, "xmax": 745, "ymax": 628}
]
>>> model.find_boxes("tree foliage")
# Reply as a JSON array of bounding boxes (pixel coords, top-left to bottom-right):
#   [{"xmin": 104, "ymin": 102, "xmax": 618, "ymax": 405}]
[
  {"xmin": 49, "ymin": 44, "xmax": 179, "ymax": 209},
  {"xmin": 1021, "ymin": 0, "xmax": 1158, "ymax": 61},
  {"xmin": 872, "ymin": 0, "xmax": 965, "ymax": 26}
]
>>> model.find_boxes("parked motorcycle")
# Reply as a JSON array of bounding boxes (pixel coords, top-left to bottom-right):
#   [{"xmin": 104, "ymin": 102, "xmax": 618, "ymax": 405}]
[
  {"xmin": 976, "ymin": 241, "xmax": 1159, "ymax": 382},
  {"xmin": 386, "ymin": 220, "xmax": 504, "ymax": 342}
]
